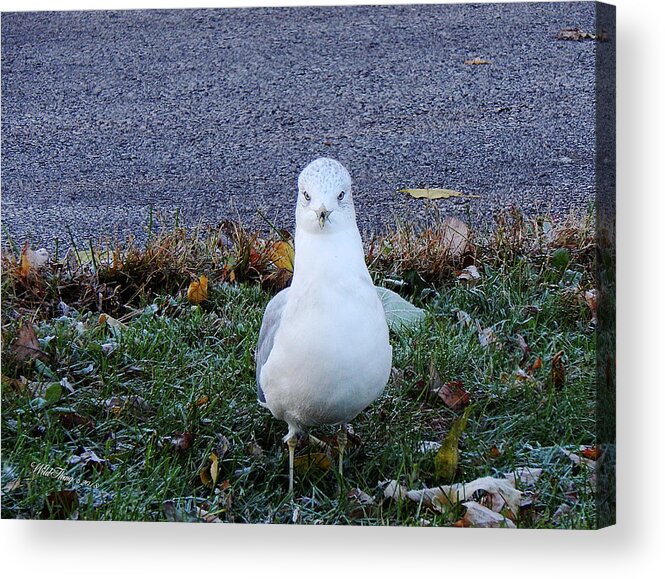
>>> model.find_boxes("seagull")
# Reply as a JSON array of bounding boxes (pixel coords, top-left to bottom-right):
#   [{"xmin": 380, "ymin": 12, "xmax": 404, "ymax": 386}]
[{"xmin": 256, "ymin": 157, "xmax": 393, "ymax": 493}]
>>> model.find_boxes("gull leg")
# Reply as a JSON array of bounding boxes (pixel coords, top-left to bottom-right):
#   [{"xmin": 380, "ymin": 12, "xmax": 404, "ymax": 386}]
[
  {"xmin": 284, "ymin": 427, "xmax": 298, "ymax": 495},
  {"xmin": 337, "ymin": 424, "xmax": 348, "ymax": 481}
]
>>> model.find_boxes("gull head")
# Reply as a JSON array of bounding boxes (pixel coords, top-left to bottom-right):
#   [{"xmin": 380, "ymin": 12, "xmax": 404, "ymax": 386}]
[{"xmin": 296, "ymin": 158, "xmax": 356, "ymax": 234}]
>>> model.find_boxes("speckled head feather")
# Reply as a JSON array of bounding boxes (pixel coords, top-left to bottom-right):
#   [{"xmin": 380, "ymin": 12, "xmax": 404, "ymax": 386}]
[{"xmin": 295, "ymin": 158, "xmax": 356, "ymax": 234}]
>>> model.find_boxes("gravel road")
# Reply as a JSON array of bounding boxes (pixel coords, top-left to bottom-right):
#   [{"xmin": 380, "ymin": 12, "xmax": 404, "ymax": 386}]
[{"xmin": 1, "ymin": 2, "xmax": 599, "ymax": 249}]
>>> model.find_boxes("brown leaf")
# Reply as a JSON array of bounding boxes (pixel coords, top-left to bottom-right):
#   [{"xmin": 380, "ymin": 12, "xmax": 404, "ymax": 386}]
[
  {"xmin": 515, "ymin": 334, "xmax": 530, "ymax": 366},
  {"xmin": 464, "ymin": 57, "xmax": 491, "ymax": 65},
  {"xmin": 68, "ymin": 446, "xmax": 112, "ymax": 474},
  {"xmin": 12, "ymin": 321, "xmax": 47, "ymax": 363},
  {"xmin": 187, "ymin": 275, "xmax": 208, "ymax": 304},
  {"xmin": 580, "ymin": 446, "xmax": 601, "ymax": 461},
  {"xmin": 171, "ymin": 431, "xmax": 194, "ymax": 453},
  {"xmin": 440, "ymin": 217, "xmax": 472, "ymax": 259},
  {"xmin": 437, "ymin": 380, "xmax": 470, "ymax": 411},
  {"xmin": 457, "ymin": 265, "xmax": 481, "ymax": 285},
  {"xmin": 551, "ymin": 350, "xmax": 566, "ymax": 390},
  {"xmin": 400, "ymin": 187, "xmax": 479, "ymax": 200},
  {"xmin": 195, "ymin": 395, "xmax": 209, "ymax": 407},
  {"xmin": 556, "ymin": 28, "xmax": 596, "ymax": 41},
  {"xmin": 461, "ymin": 501, "xmax": 516, "ymax": 528},
  {"xmin": 294, "ymin": 452, "xmax": 332, "ymax": 473},
  {"xmin": 584, "ymin": 289, "xmax": 598, "ymax": 324},
  {"xmin": 526, "ymin": 356, "xmax": 542, "ymax": 374},
  {"xmin": 19, "ymin": 241, "xmax": 49, "ymax": 279},
  {"xmin": 58, "ymin": 412, "xmax": 95, "ymax": 430},
  {"xmin": 41, "ymin": 490, "xmax": 79, "ymax": 519}
]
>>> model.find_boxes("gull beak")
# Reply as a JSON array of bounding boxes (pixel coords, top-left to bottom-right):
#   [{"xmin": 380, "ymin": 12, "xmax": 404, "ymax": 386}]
[{"xmin": 317, "ymin": 206, "xmax": 332, "ymax": 229}]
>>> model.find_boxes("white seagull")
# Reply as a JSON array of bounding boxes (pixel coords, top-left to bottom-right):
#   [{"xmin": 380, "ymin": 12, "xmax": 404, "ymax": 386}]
[{"xmin": 256, "ymin": 157, "xmax": 393, "ymax": 493}]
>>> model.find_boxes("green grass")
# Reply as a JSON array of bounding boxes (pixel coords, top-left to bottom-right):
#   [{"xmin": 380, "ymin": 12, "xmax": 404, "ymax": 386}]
[{"xmin": 1, "ymin": 211, "xmax": 598, "ymax": 527}]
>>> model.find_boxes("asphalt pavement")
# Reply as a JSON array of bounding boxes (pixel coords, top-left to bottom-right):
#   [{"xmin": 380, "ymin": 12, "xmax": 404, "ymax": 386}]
[{"xmin": 1, "ymin": 2, "xmax": 599, "ymax": 249}]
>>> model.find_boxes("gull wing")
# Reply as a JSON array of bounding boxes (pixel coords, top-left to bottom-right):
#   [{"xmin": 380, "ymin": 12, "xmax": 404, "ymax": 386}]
[{"xmin": 255, "ymin": 287, "xmax": 291, "ymax": 404}]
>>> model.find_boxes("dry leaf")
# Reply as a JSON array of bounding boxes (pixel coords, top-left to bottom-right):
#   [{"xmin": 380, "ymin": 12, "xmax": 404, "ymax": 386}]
[
  {"xmin": 41, "ymin": 490, "xmax": 79, "ymax": 519},
  {"xmin": 460, "ymin": 501, "xmax": 516, "ymax": 528},
  {"xmin": 19, "ymin": 241, "xmax": 49, "ymax": 278},
  {"xmin": 171, "ymin": 431, "xmax": 194, "ymax": 453},
  {"xmin": 437, "ymin": 380, "xmax": 470, "ymax": 411},
  {"xmin": 187, "ymin": 275, "xmax": 208, "ymax": 304},
  {"xmin": 98, "ymin": 313, "xmax": 127, "ymax": 331},
  {"xmin": 270, "ymin": 240, "xmax": 295, "ymax": 272},
  {"xmin": 515, "ymin": 334, "xmax": 530, "ymax": 366},
  {"xmin": 504, "ymin": 467, "xmax": 542, "ymax": 487},
  {"xmin": 58, "ymin": 412, "xmax": 95, "ymax": 430},
  {"xmin": 477, "ymin": 325, "xmax": 498, "ymax": 348},
  {"xmin": 12, "ymin": 321, "xmax": 47, "ymax": 363},
  {"xmin": 399, "ymin": 187, "xmax": 479, "ymax": 200},
  {"xmin": 556, "ymin": 28, "xmax": 595, "ymax": 41},
  {"xmin": 294, "ymin": 452, "xmax": 332, "ymax": 473},
  {"xmin": 68, "ymin": 446, "xmax": 112, "ymax": 474},
  {"xmin": 457, "ymin": 265, "xmax": 481, "ymax": 284},
  {"xmin": 551, "ymin": 350, "xmax": 566, "ymax": 390},
  {"xmin": 384, "ymin": 475, "xmax": 522, "ymax": 516},
  {"xmin": 526, "ymin": 356, "xmax": 542, "ymax": 375},
  {"xmin": 464, "ymin": 57, "xmax": 491, "ymax": 65},
  {"xmin": 440, "ymin": 217, "xmax": 471, "ymax": 258},
  {"xmin": 584, "ymin": 289, "xmax": 598, "ymax": 324},
  {"xmin": 580, "ymin": 446, "xmax": 601, "ymax": 461},
  {"xmin": 200, "ymin": 453, "xmax": 220, "ymax": 488}
]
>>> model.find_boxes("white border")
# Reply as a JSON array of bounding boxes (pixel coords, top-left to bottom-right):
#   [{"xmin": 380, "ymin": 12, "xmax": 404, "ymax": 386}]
[{"xmin": 2, "ymin": 1, "xmax": 662, "ymax": 578}]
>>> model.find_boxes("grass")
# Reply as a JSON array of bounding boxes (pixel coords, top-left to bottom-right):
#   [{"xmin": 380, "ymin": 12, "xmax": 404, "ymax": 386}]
[{"xmin": 1, "ymin": 208, "xmax": 599, "ymax": 527}]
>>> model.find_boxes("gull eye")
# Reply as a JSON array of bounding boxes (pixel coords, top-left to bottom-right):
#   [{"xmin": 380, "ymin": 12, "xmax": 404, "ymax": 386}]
[
  {"xmin": 303, "ymin": 191, "xmax": 311, "ymax": 201},
  {"xmin": 338, "ymin": 191, "xmax": 345, "ymax": 201}
]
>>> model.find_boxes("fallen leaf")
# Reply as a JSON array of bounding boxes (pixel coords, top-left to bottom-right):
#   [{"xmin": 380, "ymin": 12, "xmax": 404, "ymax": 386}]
[
  {"xmin": 440, "ymin": 217, "xmax": 472, "ymax": 258},
  {"xmin": 200, "ymin": 453, "xmax": 220, "ymax": 488},
  {"xmin": 399, "ymin": 187, "xmax": 479, "ymax": 200},
  {"xmin": 437, "ymin": 379, "xmax": 470, "ymax": 411},
  {"xmin": 375, "ymin": 287, "xmax": 426, "ymax": 331},
  {"xmin": 41, "ymin": 490, "xmax": 79, "ymax": 519},
  {"xmin": 464, "ymin": 57, "xmax": 491, "ymax": 65},
  {"xmin": 526, "ymin": 356, "xmax": 542, "ymax": 374},
  {"xmin": 515, "ymin": 334, "xmax": 530, "ymax": 366},
  {"xmin": 195, "ymin": 395, "xmax": 209, "ymax": 407},
  {"xmin": 457, "ymin": 265, "xmax": 481, "ymax": 284},
  {"xmin": 584, "ymin": 289, "xmax": 598, "ymax": 324},
  {"xmin": 477, "ymin": 325, "xmax": 498, "ymax": 349},
  {"xmin": 556, "ymin": 27, "xmax": 596, "ymax": 41},
  {"xmin": 171, "ymin": 431, "xmax": 194, "ymax": 453},
  {"xmin": 270, "ymin": 240, "xmax": 295, "ymax": 272},
  {"xmin": 187, "ymin": 275, "xmax": 208, "ymax": 304},
  {"xmin": 58, "ymin": 412, "xmax": 95, "ymax": 430},
  {"xmin": 347, "ymin": 487, "xmax": 377, "ymax": 519},
  {"xmin": 454, "ymin": 309, "xmax": 473, "ymax": 327},
  {"xmin": 196, "ymin": 506, "xmax": 222, "ymax": 523},
  {"xmin": 98, "ymin": 313, "xmax": 127, "ymax": 332},
  {"xmin": 504, "ymin": 467, "xmax": 543, "ymax": 487},
  {"xmin": 486, "ymin": 445, "xmax": 502, "ymax": 459},
  {"xmin": 3, "ymin": 479, "xmax": 22, "ymax": 493},
  {"xmin": 460, "ymin": 501, "xmax": 516, "ymax": 528},
  {"xmin": 68, "ymin": 446, "xmax": 112, "ymax": 474},
  {"xmin": 19, "ymin": 242, "xmax": 49, "ymax": 278},
  {"xmin": 294, "ymin": 452, "xmax": 332, "ymax": 473},
  {"xmin": 105, "ymin": 395, "xmax": 152, "ymax": 418},
  {"xmin": 551, "ymin": 350, "xmax": 566, "ymax": 390},
  {"xmin": 580, "ymin": 446, "xmax": 601, "ymax": 461},
  {"xmin": 12, "ymin": 321, "xmax": 47, "ymax": 363},
  {"xmin": 384, "ymin": 474, "xmax": 522, "ymax": 516},
  {"xmin": 434, "ymin": 404, "xmax": 474, "ymax": 482}
]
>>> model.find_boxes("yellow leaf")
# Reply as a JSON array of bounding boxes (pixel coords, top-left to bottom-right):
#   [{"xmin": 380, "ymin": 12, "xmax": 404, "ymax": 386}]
[
  {"xmin": 293, "ymin": 452, "xmax": 332, "ymax": 473},
  {"xmin": 19, "ymin": 241, "xmax": 49, "ymax": 278},
  {"xmin": 187, "ymin": 275, "xmax": 208, "ymax": 304},
  {"xmin": 434, "ymin": 404, "xmax": 474, "ymax": 482},
  {"xmin": 399, "ymin": 188, "xmax": 479, "ymax": 200},
  {"xmin": 199, "ymin": 453, "xmax": 220, "ymax": 488},
  {"xmin": 270, "ymin": 240, "xmax": 295, "ymax": 272},
  {"xmin": 464, "ymin": 57, "xmax": 491, "ymax": 65}
]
